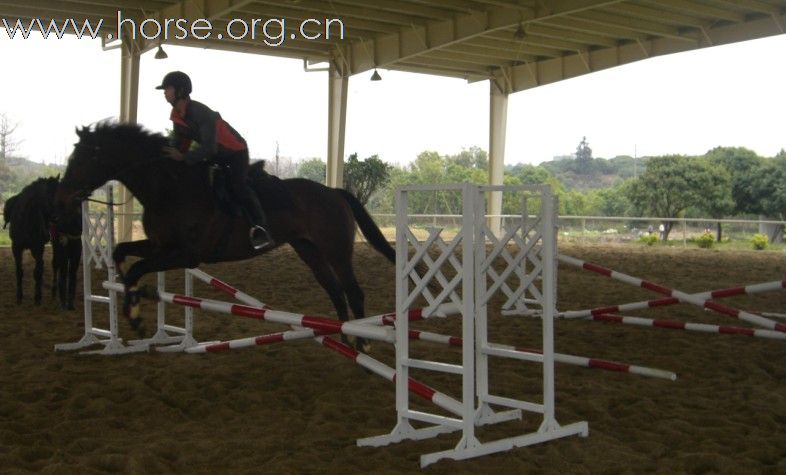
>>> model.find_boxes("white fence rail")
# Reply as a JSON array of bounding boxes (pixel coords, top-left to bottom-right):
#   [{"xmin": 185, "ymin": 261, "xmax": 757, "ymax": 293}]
[{"xmin": 53, "ymin": 211, "xmax": 785, "ymax": 248}]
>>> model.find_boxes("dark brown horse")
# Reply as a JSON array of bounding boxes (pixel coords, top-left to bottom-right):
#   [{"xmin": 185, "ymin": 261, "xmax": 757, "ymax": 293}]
[
  {"xmin": 55, "ymin": 123, "xmax": 397, "ymax": 350},
  {"xmin": 3, "ymin": 176, "xmax": 59, "ymax": 305},
  {"xmin": 50, "ymin": 210, "xmax": 82, "ymax": 310}
]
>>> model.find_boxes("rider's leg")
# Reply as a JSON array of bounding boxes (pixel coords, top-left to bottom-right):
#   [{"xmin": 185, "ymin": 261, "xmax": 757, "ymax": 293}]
[{"xmin": 227, "ymin": 151, "xmax": 273, "ymax": 249}]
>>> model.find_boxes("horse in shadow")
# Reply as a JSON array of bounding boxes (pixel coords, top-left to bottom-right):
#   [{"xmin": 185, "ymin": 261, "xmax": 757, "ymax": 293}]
[
  {"xmin": 54, "ymin": 123, "xmax": 406, "ymax": 351},
  {"xmin": 50, "ymin": 209, "xmax": 82, "ymax": 310},
  {"xmin": 3, "ymin": 176, "xmax": 56, "ymax": 305}
]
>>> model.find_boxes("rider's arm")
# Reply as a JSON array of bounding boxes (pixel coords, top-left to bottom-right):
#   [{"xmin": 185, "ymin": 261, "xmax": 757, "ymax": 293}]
[{"xmin": 183, "ymin": 102, "xmax": 219, "ymax": 164}]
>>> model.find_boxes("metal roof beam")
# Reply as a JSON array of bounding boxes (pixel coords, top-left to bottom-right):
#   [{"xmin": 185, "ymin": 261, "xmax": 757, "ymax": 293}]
[
  {"xmin": 444, "ymin": 43, "xmax": 537, "ymax": 62},
  {"xmin": 494, "ymin": 10, "xmax": 786, "ymax": 94},
  {"xmin": 328, "ymin": 0, "xmax": 457, "ymax": 21},
  {"xmin": 640, "ymin": 0, "xmax": 745, "ymax": 23},
  {"xmin": 465, "ymin": 37, "xmax": 564, "ymax": 57},
  {"xmin": 236, "ymin": 3, "xmax": 400, "ymax": 35},
  {"xmin": 709, "ymin": 0, "xmax": 783, "ymax": 16},
  {"xmin": 607, "ymin": 3, "xmax": 708, "ymax": 28},
  {"xmin": 0, "ymin": 0, "xmax": 117, "ymax": 17},
  {"xmin": 525, "ymin": 22, "xmax": 617, "ymax": 47},
  {"xmin": 579, "ymin": 10, "xmax": 698, "ymax": 41},
  {"xmin": 486, "ymin": 29, "xmax": 589, "ymax": 51},
  {"xmin": 250, "ymin": 0, "xmax": 429, "ymax": 27},
  {"xmin": 201, "ymin": 0, "xmax": 256, "ymax": 19},
  {"xmin": 350, "ymin": 0, "xmax": 626, "ymax": 74}
]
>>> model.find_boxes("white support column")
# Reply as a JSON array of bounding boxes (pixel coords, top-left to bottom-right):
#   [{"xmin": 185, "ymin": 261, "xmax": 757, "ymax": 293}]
[
  {"xmin": 118, "ymin": 34, "xmax": 141, "ymax": 242},
  {"xmin": 326, "ymin": 63, "xmax": 348, "ymax": 188},
  {"xmin": 488, "ymin": 79, "xmax": 508, "ymax": 237}
]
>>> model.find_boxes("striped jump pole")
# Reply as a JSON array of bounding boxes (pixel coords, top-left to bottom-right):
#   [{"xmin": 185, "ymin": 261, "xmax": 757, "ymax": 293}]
[
  {"xmin": 589, "ymin": 313, "xmax": 786, "ymax": 341},
  {"xmin": 403, "ymin": 328, "xmax": 676, "ymax": 381},
  {"xmin": 558, "ymin": 254, "xmax": 786, "ymax": 333},
  {"xmin": 185, "ymin": 309, "xmax": 425, "ymax": 354},
  {"xmin": 315, "ymin": 335, "xmax": 464, "ymax": 417},
  {"xmin": 102, "ymin": 282, "xmax": 394, "ymax": 344},
  {"xmin": 560, "ymin": 278, "xmax": 786, "ymax": 320},
  {"xmin": 187, "ymin": 268, "xmax": 270, "ymax": 308},
  {"xmin": 188, "ymin": 312, "xmax": 676, "ymax": 380}
]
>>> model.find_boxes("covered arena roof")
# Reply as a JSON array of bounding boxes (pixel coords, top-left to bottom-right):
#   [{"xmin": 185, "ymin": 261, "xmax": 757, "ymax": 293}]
[{"xmin": 2, "ymin": 1, "xmax": 785, "ymax": 93}]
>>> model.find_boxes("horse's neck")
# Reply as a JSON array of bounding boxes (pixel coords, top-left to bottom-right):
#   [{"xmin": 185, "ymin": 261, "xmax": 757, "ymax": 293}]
[{"xmin": 113, "ymin": 158, "xmax": 161, "ymax": 208}]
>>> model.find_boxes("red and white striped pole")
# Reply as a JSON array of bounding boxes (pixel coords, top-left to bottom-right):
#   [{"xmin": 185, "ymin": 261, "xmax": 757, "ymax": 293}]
[
  {"xmin": 102, "ymin": 282, "xmax": 395, "ymax": 343},
  {"xmin": 558, "ymin": 254, "xmax": 786, "ymax": 333},
  {"xmin": 560, "ymin": 279, "xmax": 786, "ymax": 320},
  {"xmin": 188, "ymin": 315, "xmax": 676, "ymax": 380},
  {"xmin": 315, "ymin": 335, "xmax": 464, "ymax": 416},
  {"xmin": 187, "ymin": 268, "xmax": 270, "ymax": 308},
  {"xmin": 405, "ymin": 328, "xmax": 676, "ymax": 380},
  {"xmin": 588, "ymin": 313, "xmax": 786, "ymax": 341}
]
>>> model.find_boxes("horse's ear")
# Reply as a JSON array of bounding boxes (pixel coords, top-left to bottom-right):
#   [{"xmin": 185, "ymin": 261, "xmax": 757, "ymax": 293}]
[{"xmin": 76, "ymin": 126, "xmax": 89, "ymax": 138}]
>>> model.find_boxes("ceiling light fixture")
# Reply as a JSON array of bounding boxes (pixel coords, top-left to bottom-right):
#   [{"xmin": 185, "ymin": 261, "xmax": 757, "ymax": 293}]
[{"xmin": 154, "ymin": 44, "xmax": 168, "ymax": 59}]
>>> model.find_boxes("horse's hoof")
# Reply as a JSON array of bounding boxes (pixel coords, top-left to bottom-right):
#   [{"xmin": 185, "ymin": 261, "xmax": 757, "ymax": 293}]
[
  {"xmin": 123, "ymin": 286, "xmax": 140, "ymax": 318},
  {"xmin": 129, "ymin": 317, "xmax": 146, "ymax": 338}
]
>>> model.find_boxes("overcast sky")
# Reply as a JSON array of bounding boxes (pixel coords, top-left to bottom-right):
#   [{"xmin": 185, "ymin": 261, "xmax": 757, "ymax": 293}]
[{"xmin": 1, "ymin": 33, "xmax": 785, "ymax": 167}]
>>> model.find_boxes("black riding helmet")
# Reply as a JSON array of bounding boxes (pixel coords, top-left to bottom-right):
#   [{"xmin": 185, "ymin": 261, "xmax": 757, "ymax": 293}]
[{"xmin": 156, "ymin": 71, "xmax": 192, "ymax": 97}]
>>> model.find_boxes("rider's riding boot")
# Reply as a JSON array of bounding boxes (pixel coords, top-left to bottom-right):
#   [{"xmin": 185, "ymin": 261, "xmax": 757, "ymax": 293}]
[{"xmin": 245, "ymin": 189, "xmax": 274, "ymax": 250}]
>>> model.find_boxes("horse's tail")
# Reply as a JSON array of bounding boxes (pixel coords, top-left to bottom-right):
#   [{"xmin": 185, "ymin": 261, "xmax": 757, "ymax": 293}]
[{"xmin": 337, "ymin": 189, "xmax": 395, "ymax": 264}]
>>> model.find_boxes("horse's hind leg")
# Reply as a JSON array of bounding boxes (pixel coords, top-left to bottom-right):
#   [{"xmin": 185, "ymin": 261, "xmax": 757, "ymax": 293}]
[
  {"xmin": 290, "ymin": 240, "xmax": 354, "ymax": 347},
  {"xmin": 66, "ymin": 246, "xmax": 80, "ymax": 310},
  {"xmin": 332, "ymin": 262, "xmax": 369, "ymax": 353},
  {"xmin": 12, "ymin": 244, "xmax": 23, "ymax": 304},
  {"xmin": 51, "ymin": 243, "xmax": 59, "ymax": 302},
  {"xmin": 31, "ymin": 244, "xmax": 45, "ymax": 305}
]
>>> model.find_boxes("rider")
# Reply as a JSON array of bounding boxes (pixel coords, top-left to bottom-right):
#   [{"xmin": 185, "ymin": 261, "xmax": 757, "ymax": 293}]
[{"xmin": 157, "ymin": 71, "xmax": 273, "ymax": 250}]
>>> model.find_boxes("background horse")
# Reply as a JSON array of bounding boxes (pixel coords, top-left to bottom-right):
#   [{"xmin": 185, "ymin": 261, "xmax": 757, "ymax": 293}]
[
  {"xmin": 50, "ymin": 211, "xmax": 82, "ymax": 310},
  {"xmin": 3, "ymin": 176, "xmax": 59, "ymax": 305},
  {"xmin": 55, "ymin": 123, "xmax": 405, "ymax": 351}
]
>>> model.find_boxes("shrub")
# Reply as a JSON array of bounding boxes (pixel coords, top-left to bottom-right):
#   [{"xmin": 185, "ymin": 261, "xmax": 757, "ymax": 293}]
[
  {"xmin": 696, "ymin": 232, "xmax": 715, "ymax": 249},
  {"xmin": 751, "ymin": 233, "xmax": 769, "ymax": 251},
  {"xmin": 639, "ymin": 233, "xmax": 658, "ymax": 246}
]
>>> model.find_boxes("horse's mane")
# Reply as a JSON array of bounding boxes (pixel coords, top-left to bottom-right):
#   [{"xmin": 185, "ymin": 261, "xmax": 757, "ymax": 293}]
[{"xmin": 78, "ymin": 122, "xmax": 168, "ymax": 159}]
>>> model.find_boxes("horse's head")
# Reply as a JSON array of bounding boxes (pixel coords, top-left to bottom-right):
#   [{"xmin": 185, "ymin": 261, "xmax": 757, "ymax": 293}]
[
  {"xmin": 55, "ymin": 126, "xmax": 113, "ymax": 216},
  {"xmin": 55, "ymin": 123, "xmax": 166, "ymax": 217}
]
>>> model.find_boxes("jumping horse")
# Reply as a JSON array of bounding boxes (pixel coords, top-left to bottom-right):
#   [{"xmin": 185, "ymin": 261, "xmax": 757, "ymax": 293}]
[{"xmin": 55, "ymin": 123, "xmax": 401, "ymax": 351}]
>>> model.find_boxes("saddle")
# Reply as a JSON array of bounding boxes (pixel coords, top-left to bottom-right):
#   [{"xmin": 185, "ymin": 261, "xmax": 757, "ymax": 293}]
[{"xmin": 207, "ymin": 161, "xmax": 295, "ymax": 217}]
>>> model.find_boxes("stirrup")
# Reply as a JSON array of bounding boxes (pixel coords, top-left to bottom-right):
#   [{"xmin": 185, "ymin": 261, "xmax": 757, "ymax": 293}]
[{"xmin": 250, "ymin": 225, "xmax": 273, "ymax": 250}]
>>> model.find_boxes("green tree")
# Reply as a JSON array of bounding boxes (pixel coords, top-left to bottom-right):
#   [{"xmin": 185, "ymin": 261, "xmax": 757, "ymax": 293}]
[
  {"xmin": 447, "ymin": 146, "xmax": 488, "ymax": 169},
  {"xmin": 694, "ymin": 159, "xmax": 734, "ymax": 241},
  {"xmin": 575, "ymin": 136, "xmax": 593, "ymax": 174},
  {"xmin": 343, "ymin": 153, "xmax": 392, "ymax": 206},
  {"xmin": 626, "ymin": 155, "xmax": 726, "ymax": 241},
  {"xmin": 705, "ymin": 146, "xmax": 764, "ymax": 215},
  {"xmin": 750, "ymin": 155, "xmax": 786, "ymax": 219},
  {"xmin": 296, "ymin": 158, "xmax": 326, "ymax": 184}
]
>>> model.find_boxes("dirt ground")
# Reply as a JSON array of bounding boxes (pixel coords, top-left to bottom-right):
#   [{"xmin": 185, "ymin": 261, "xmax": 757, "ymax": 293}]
[{"xmin": 1, "ymin": 243, "xmax": 785, "ymax": 474}]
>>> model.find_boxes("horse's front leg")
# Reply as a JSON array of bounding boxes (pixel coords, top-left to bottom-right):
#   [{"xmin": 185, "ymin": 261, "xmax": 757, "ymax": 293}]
[
  {"xmin": 12, "ymin": 245, "xmax": 23, "ymax": 304},
  {"xmin": 31, "ymin": 244, "xmax": 45, "ymax": 305},
  {"xmin": 112, "ymin": 239, "xmax": 157, "ymax": 280},
  {"xmin": 121, "ymin": 248, "xmax": 200, "ymax": 337}
]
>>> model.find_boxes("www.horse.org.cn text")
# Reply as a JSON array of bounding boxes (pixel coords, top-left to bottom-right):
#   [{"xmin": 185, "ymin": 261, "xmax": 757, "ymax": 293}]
[{"xmin": 1, "ymin": 11, "xmax": 345, "ymax": 47}]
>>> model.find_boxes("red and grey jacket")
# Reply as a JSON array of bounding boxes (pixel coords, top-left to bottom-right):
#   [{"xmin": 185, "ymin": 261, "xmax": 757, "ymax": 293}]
[{"xmin": 169, "ymin": 99, "xmax": 247, "ymax": 164}]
